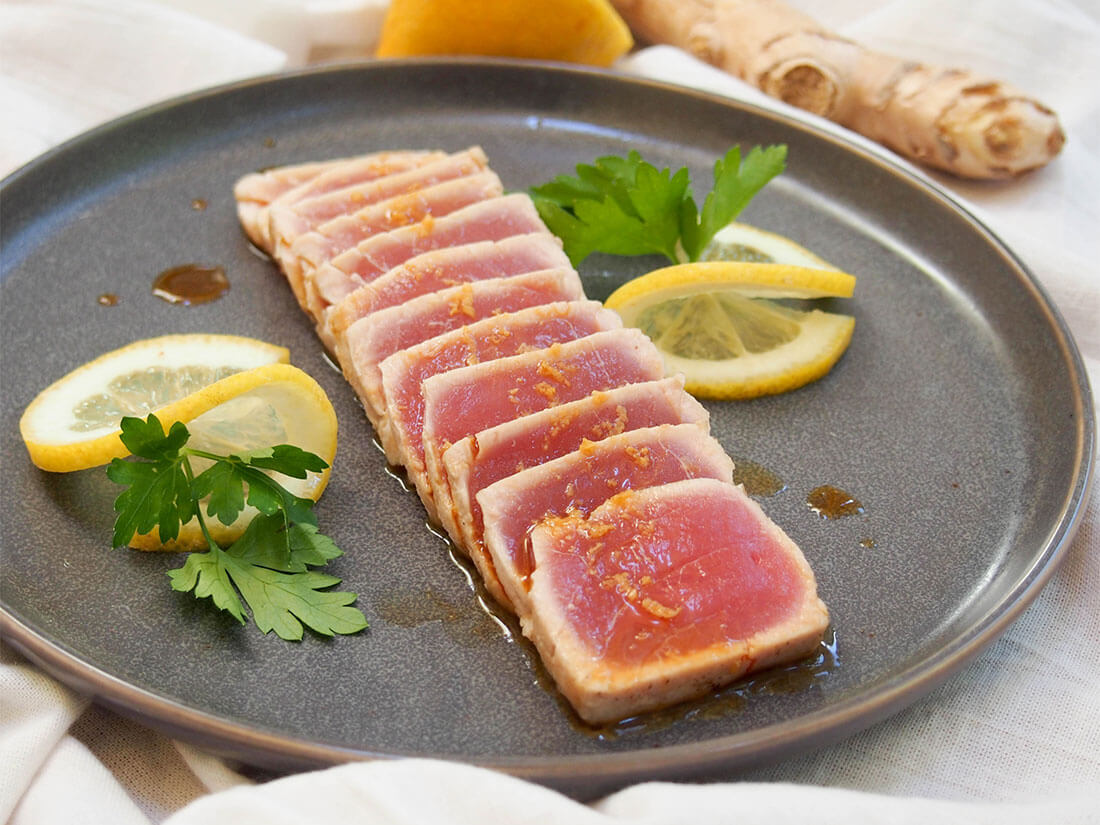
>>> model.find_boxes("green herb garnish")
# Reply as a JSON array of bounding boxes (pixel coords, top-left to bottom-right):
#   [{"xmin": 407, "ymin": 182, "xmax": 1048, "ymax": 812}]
[
  {"xmin": 530, "ymin": 144, "xmax": 787, "ymax": 266},
  {"xmin": 106, "ymin": 413, "xmax": 367, "ymax": 641}
]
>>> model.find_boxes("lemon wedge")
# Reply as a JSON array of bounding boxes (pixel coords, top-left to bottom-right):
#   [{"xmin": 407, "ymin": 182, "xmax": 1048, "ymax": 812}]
[
  {"xmin": 376, "ymin": 0, "xmax": 633, "ymax": 67},
  {"xmin": 19, "ymin": 334, "xmax": 338, "ymax": 550},
  {"xmin": 605, "ymin": 259, "xmax": 856, "ymax": 400}
]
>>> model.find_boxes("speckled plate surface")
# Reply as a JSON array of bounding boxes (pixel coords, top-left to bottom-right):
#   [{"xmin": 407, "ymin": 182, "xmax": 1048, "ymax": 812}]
[{"xmin": 1, "ymin": 60, "xmax": 1093, "ymax": 799}]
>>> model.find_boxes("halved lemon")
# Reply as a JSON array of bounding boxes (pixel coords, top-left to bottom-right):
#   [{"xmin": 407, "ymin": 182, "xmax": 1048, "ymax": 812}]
[
  {"xmin": 376, "ymin": 0, "xmax": 633, "ymax": 67},
  {"xmin": 19, "ymin": 334, "xmax": 338, "ymax": 550},
  {"xmin": 605, "ymin": 256, "xmax": 856, "ymax": 400}
]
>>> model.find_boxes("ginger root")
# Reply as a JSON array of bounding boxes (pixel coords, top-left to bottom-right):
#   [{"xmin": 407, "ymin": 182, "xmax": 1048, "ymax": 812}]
[{"xmin": 611, "ymin": 0, "xmax": 1065, "ymax": 179}]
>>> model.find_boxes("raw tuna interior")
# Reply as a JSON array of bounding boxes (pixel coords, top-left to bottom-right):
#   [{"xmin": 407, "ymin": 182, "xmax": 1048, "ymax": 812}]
[
  {"xmin": 341, "ymin": 269, "xmax": 586, "ymax": 425},
  {"xmin": 307, "ymin": 192, "xmax": 546, "ymax": 317},
  {"xmin": 477, "ymin": 423, "xmax": 733, "ymax": 612},
  {"xmin": 524, "ymin": 478, "xmax": 830, "ymax": 724},
  {"xmin": 266, "ymin": 147, "xmax": 490, "ymax": 268},
  {"xmin": 380, "ymin": 302, "xmax": 623, "ymax": 518},
  {"xmin": 326, "ymin": 233, "xmax": 571, "ymax": 345},
  {"xmin": 443, "ymin": 376, "xmax": 709, "ymax": 581},
  {"xmin": 289, "ymin": 171, "xmax": 502, "ymax": 280},
  {"xmin": 287, "ymin": 171, "xmax": 503, "ymax": 312},
  {"xmin": 235, "ymin": 150, "xmax": 440, "ymax": 250},
  {"xmin": 418, "ymin": 328, "xmax": 666, "ymax": 536}
]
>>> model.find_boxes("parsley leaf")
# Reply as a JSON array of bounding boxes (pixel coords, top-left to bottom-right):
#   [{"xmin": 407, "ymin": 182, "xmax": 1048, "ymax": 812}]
[
  {"xmin": 191, "ymin": 457, "xmax": 317, "ymax": 529},
  {"xmin": 219, "ymin": 554, "xmax": 363, "ymax": 640},
  {"xmin": 240, "ymin": 444, "xmax": 329, "ymax": 478},
  {"xmin": 167, "ymin": 547, "xmax": 248, "ymax": 625},
  {"xmin": 530, "ymin": 144, "xmax": 787, "ymax": 266},
  {"xmin": 682, "ymin": 145, "xmax": 789, "ymax": 261},
  {"xmin": 167, "ymin": 515, "xmax": 365, "ymax": 639},
  {"xmin": 107, "ymin": 418, "xmax": 193, "ymax": 547},
  {"xmin": 118, "ymin": 414, "xmax": 190, "ymax": 460},
  {"xmin": 109, "ymin": 413, "xmax": 366, "ymax": 641}
]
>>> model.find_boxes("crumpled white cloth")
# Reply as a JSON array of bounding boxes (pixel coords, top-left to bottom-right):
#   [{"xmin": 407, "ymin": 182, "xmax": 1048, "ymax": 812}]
[{"xmin": 1, "ymin": 0, "xmax": 1098, "ymax": 823}]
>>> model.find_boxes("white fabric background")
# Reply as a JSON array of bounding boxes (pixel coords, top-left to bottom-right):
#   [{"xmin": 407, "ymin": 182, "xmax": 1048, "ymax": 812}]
[{"xmin": 1, "ymin": 1, "xmax": 1097, "ymax": 822}]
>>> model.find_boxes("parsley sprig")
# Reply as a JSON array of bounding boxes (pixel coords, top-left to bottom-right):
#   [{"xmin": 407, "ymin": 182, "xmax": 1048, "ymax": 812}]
[
  {"xmin": 106, "ymin": 414, "xmax": 367, "ymax": 641},
  {"xmin": 530, "ymin": 144, "xmax": 787, "ymax": 266}
]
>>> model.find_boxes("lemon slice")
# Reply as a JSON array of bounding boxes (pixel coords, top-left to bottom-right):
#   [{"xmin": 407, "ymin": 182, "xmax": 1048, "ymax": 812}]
[
  {"xmin": 605, "ymin": 260, "xmax": 856, "ymax": 400},
  {"xmin": 19, "ymin": 334, "xmax": 338, "ymax": 550},
  {"xmin": 20, "ymin": 334, "xmax": 289, "ymax": 471}
]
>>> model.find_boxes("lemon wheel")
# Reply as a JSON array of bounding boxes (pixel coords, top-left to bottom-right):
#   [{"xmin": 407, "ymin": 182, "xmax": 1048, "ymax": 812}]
[
  {"xmin": 20, "ymin": 334, "xmax": 289, "ymax": 471},
  {"xmin": 605, "ymin": 257, "xmax": 857, "ymax": 400},
  {"xmin": 19, "ymin": 334, "xmax": 338, "ymax": 550}
]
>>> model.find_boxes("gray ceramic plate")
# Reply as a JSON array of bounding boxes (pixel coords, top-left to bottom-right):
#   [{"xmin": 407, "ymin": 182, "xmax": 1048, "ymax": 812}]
[{"xmin": 1, "ymin": 60, "xmax": 1093, "ymax": 799}]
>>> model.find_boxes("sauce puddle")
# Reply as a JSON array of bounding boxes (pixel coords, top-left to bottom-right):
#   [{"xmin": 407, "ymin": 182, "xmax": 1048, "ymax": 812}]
[
  {"xmin": 731, "ymin": 456, "xmax": 787, "ymax": 497},
  {"xmin": 590, "ymin": 627, "xmax": 840, "ymax": 740},
  {"xmin": 807, "ymin": 484, "xmax": 864, "ymax": 519},
  {"xmin": 152, "ymin": 264, "xmax": 229, "ymax": 305}
]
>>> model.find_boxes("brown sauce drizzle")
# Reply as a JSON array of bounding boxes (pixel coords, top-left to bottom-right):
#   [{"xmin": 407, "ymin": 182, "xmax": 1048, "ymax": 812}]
[
  {"xmin": 591, "ymin": 627, "xmax": 840, "ymax": 740},
  {"xmin": 382, "ymin": 463, "xmax": 415, "ymax": 494},
  {"xmin": 731, "ymin": 456, "xmax": 787, "ymax": 497},
  {"xmin": 374, "ymin": 586, "xmax": 463, "ymax": 627},
  {"xmin": 807, "ymin": 484, "xmax": 864, "ymax": 519},
  {"xmin": 96, "ymin": 293, "xmax": 119, "ymax": 306},
  {"xmin": 152, "ymin": 264, "xmax": 229, "ymax": 305},
  {"xmin": 374, "ymin": 581, "xmax": 500, "ymax": 649}
]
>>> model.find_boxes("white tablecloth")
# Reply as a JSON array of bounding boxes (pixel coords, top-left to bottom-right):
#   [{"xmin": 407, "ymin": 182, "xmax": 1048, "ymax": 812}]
[{"xmin": 2, "ymin": 1, "xmax": 1098, "ymax": 822}]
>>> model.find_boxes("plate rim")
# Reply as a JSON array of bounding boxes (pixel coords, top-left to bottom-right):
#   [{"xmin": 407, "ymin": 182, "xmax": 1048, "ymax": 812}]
[{"xmin": 1, "ymin": 57, "xmax": 1094, "ymax": 797}]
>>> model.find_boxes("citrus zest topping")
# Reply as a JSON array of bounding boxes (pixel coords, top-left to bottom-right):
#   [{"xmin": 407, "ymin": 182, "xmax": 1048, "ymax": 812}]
[
  {"xmin": 605, "ymin": 256, "xmax": 856, "ymax": 400},
  {"xmin": 376, "ymin": 0, "xmax": 633, "ymax": 67}
]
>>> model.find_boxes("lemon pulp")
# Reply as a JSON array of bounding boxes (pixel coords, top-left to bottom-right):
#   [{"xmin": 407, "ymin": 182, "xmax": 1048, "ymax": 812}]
[{"xmin": 71, "ymin": 365, "xmax": 244, "ymax": 432}]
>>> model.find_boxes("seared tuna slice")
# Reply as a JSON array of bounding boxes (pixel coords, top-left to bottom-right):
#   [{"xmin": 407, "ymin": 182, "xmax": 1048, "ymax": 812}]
[
  {"xmin": 235, "ymin": 150, "xmax": 441, "ymax": 250},
  {"xmin": 326, "ymin": 233, "xmax": 571, "ymax": 347},
  {"xmin": 266, "ymin": 147, "xmax": 490, "ymax": 262},
  {"xmin": 340, "ymin": 269, "xmax": 585, "ymax": 426},
  {"xmin": 380, "ymin": 303, "xmax": 623, "ymax": 520},
  {"xmin": 235, "ymin": 158, "xmax": 352, "ymax": 249},
  {"xmin": 478, "ymin": 424, "xmax": 732, "ymax": 611},
  {"xmin": 284, "ymin": 172, "xmax": 503, "ymax": 310},
  {"xmin": 418, "ymin": 328, "xmax": 665, "ymax": 558},
  {"xmin": 443, "ymin": 376, "xmax": 708, "ymax": 573},
  {"xmin": 524, "ymin": 478, "xmax": 830, "ymax": 724},
  {"xmin": 306, "ymin": 192, "xmax": 547, "ymax": 318}
]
